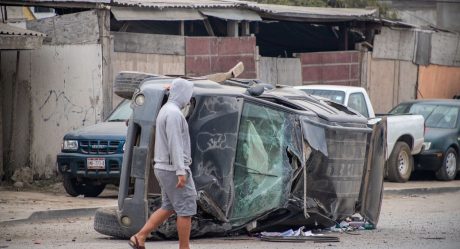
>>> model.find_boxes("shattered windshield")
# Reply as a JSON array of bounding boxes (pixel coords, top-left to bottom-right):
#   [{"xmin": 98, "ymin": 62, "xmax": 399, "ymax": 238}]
[{"xmin": 231, "ymin": 102, "xmax": 294, "ymax": 224}]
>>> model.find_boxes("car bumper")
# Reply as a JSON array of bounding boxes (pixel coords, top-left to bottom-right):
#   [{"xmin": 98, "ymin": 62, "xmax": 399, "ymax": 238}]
[
  {"xmin": 57, "ymin": 153, "xmax": 122, "ymax": 178},
  {"xmin": 414, "ymin": 150, "xmax": 444, "ymax": 171}
]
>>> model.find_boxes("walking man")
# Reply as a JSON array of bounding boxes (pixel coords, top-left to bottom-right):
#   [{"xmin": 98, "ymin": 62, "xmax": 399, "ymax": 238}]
[{"xmin": 129, "ymin": 78, "xmax": 196, "ymax": 249}]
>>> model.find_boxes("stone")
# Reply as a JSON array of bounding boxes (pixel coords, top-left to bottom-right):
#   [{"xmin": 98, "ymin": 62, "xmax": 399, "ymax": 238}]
[{"xmin": 13, "ymin": 181, "xmax": 24, "ymax": 189}]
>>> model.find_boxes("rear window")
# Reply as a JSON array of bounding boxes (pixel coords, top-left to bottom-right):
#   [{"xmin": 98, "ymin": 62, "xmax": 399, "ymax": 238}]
[
  {"xmin": 391, "ymin": 103, "xmax": 459, "ymax": 129},
  {"xmin": 300, "ymin": 89, "xmax": 345, "ymax": 104}
]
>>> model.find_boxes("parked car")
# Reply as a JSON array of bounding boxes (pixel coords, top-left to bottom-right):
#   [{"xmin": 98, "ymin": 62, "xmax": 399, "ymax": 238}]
[
  {"xmin": 389, "ymin": 99, "xmax": 460, "ymax": 180},
  {"xmin": 93, "ymin": 70, "xmax": 386, "ymax": 239},
  {"xmin": 294, "ymin": 85, "xmax": 425, "ymax": 183},
  {"xmin": 57, "ymin": 100, "xmax": 131, "ymax": 197}
]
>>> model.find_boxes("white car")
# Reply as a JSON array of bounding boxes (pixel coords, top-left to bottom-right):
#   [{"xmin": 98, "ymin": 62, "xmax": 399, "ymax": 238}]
[{"xmin": 295, "ymin": 85, "xmax": 425, "ymax": 183}]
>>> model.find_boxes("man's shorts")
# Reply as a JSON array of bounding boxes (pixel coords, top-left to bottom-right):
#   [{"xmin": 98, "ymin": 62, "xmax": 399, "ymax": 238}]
[{"xmin": 154, "ymin": 168, "xmax": 197, "ymax": 216}]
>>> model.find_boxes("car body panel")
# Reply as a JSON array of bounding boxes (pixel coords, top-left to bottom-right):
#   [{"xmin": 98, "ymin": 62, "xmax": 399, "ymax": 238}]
[
  {"xmin": 295, "ymin": 85, "xmax": 424, "ymax": 159},
  {"xmin": 390, "ymin": 99, "xmax": 460, "ymax": 173},
  {"xmin": 57, "ymin": 101, "xmax": 131, "ymax": 181},
  {"xmin": 101, "ymin": 76, "xmax": 386, "ymax": 239}
]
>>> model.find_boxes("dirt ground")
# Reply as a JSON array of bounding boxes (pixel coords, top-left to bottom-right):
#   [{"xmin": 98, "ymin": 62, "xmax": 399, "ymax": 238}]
[
  {"xmin": 1, "ymin": 191, "xmax": 459, "ymax": 249},
  {"xmin": 0, "ymin": 183, "xmax": 117, "ymax": 222}
]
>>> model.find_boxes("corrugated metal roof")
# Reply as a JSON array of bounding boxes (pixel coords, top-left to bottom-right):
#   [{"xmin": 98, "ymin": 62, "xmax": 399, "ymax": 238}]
[
  {"xmin": 12, "ymin": 0, "xmax": 109, "ymax": 2},
  {"xmin": 246, "ymin": 3, "xmax": 377, "ymax": 21},
  {"xmin": 113, "ymin": 0, "xmax": 240, "ymax": 8},
  {"xmin": 111, "ymin": 6, "xmax": 261, "ymax": 21},
  {"xmin": 0, "ymin": 23, "xmax": 46, "ymax": 37},
  {"xmin": 112, "ymin": 7, "xmax": 205, "ymax": 21},
  {"xmin": 4, "ymin": 0, "xmax": 378, "ymax": 22},
  {"xmin": 112, "ymin": 1, "xmax": 377, "ymax": 21},
  {"xmin": 200, "ymin": 8, "xmax": 261, "ymax": 21}
]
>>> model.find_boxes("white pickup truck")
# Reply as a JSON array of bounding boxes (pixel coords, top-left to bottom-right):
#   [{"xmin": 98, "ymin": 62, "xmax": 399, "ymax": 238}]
[{"xmin": 295, "ymin": 85, "xmax": 424, "ymax": 182}]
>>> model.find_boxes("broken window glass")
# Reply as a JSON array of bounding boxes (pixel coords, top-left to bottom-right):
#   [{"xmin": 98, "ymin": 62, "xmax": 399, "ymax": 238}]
[{"xmin": 231, "ymin": 102, "xmax": 294, "ymax": 224}]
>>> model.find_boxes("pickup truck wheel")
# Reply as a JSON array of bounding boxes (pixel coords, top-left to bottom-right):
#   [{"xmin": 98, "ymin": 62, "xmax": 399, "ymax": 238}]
[
  {"xmin": 387, "ymin": 142, "xmax": 413, "ymax": 183},
  {"xmin": 435, "ymin": 148, "xmax": 458, "ymax": 181},
  {"xmin": 83, "ymin": 183, "xmax": 106, "ymax": 197},
  {"xmin": 94, "ymin": 207, "xmax": 131, "ymax": 239},
  {"xmin": 63, "ymin": 175, "xmax": 84, "ymax": 197}
]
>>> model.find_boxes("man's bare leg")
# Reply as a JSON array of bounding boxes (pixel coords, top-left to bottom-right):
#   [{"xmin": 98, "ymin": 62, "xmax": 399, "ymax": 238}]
[
  {"xmin": 177, "ymin": 216, "xmax": 192, "ymax": 249},
  {"xmin": 130, "ymin": 208, "xmax": 175, "ymax": 246}
]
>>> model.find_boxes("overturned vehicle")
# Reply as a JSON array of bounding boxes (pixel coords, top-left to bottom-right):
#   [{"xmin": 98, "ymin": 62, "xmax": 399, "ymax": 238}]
[{"xmin": 94, "ymin": 68, "xmax": 386, "ymax": 239}]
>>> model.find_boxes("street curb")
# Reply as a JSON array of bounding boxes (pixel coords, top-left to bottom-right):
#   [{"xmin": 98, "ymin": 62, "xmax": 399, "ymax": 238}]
[
  {"xmin": 383, "ymin": 186, "xmax": 460, "ymax": 196},
  {"xmin": 1, "ymin": 187, "xmax": 458, "ymax": 225},
  {"xmin": 0, "ymin": 207, "xmax": 99, "ymax": 226}
]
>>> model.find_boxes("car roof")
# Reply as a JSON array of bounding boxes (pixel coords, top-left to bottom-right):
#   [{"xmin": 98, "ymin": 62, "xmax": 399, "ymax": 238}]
[{"xmin": 398, "ymin": 99, "xmax": 460, "ymax": 106}]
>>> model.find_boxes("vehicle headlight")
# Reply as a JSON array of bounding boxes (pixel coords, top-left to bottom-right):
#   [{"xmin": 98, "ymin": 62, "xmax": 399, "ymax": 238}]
[
  {"xmin": 62, "ymin": 140, "xmax": 78, "ymax": 151},
  {"xmin": 134, "ymin": 93, "xmax": 145, "ymax": 106},
  {"xmin": 122, "ymin": 142, "xmax": 126, "ymax": 152},
  {"xmin": 423, "ymin": 142, "xmax": 431, "ymax": 151}
]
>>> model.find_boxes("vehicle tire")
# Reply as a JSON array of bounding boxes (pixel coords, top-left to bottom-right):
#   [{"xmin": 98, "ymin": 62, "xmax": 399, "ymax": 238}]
[
  {"xmin": 114, "ymin": 71, "xmax": 157, "ymax": 99},
  {"xmin": 94, "ymin": 207, "xmax": 131, "ymax": 239},
  {"xmin": 63, "ymin": 175, "xmax": 84, "ymax": 197},
  {"xmin": 83, "ymin": 183, "xmax": 106, "ymax": 197},
  {"xmin": 387, "ymin": 142, "xmax": 413, "ymax": 183},
  {"xmin": 435, "ymin": 147, "xmax": 458, "ymax": 181}
]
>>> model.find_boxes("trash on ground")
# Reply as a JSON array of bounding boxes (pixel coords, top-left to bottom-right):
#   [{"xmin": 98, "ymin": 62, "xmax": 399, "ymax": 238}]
[{"xmin": 259, "ymin": 226, "xmax": 338, "ymax": 243}]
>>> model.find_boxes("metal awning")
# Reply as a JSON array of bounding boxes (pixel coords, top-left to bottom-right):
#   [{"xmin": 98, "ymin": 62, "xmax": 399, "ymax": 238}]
[
  {"xmin": 199, "ymin": 8, "xmax": 261, "ymax": 21},
  {"xmin": 111, "ymin": 7, "xmax": 205, "ymax": 21},
  {"xmin": 113, "ymin": 0, "xmax": 239, "ymax": 8},
  {"xmin": 246, "ymin": 3, "xmax": 378, "ymax": 22},
  {"xmin": 0, "ymin": 23, "xmax": 45, "ymax": 50}
]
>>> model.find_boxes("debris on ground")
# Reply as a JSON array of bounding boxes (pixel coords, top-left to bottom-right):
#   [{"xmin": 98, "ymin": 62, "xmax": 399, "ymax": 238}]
[{"xmin": 259, "ymin": 226, "xmax": 339, "ymax": 243}]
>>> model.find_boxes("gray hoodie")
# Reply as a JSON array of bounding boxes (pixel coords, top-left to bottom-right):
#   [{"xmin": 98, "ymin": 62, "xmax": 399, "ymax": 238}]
[{"xmin": 153, "ymin": 78, "xmax": 194, "ymax": 175}]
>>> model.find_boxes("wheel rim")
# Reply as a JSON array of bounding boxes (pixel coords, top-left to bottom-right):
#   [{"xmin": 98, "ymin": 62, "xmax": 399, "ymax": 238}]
[
  {"xmin": 398, "ymin": 150, "xmax": 410, "ymax": 175},
  {"xmin": 445, "ymin": 152, "xmax": 457, "ymax": 177}
]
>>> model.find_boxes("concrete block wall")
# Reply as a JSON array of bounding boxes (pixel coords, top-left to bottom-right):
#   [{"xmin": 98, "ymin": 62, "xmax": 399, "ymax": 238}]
[
  {"xmin": 185, "ymin": 37, "xmax": 257, "ymax": 78},
  {"xmin": 299, "ymin": 51, "xmax": 360, "ymax": 86}
]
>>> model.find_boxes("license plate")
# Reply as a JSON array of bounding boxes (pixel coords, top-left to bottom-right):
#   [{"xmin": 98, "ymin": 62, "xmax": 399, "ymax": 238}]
[{"xmin": 87, "ymin": 158, "xmax": 105, "ymax": 170}]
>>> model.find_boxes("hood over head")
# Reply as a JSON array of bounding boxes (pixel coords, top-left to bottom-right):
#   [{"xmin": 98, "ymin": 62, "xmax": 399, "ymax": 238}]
[{"xmin": 168, "ymin": 78, "xmax": 194, "ymax": 109}]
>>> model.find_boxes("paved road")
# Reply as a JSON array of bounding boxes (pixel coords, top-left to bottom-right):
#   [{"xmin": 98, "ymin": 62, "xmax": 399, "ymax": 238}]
[{"xmin": 1, "ymin": 191, "xmax": 459, "ymax": 249}]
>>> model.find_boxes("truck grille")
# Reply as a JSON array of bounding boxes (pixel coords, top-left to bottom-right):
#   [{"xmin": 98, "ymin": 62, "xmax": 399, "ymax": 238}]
[{"xmin": 79, "ymin": 140, "xmax": 121, "ymax": 155}]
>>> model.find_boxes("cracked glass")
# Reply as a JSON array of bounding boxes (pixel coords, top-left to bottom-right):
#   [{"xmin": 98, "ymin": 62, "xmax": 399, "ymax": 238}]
[{"xmin": 231, "ymin": 102, "xmax": 293, "ymax": 224}]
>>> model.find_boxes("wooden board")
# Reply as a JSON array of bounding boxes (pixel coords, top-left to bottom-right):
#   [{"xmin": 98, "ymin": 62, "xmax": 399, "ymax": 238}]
[
  {"xmin": 363, "ymin": 52, "xmax": 417, "ymax": 113},
  {"xmin": 418, "ymin": 65, "xmax": 460, "ymax": 99},
  {"xmin": 113, "ymin": 32, "xmax": 185, "ymax": 55},
  {"xmin": 258, "ymin": 57, "xmax": 301, "ymax": 86},
  {"xmin": 113, "ymin": 52, "xmax": 185, "ymax": 76}
]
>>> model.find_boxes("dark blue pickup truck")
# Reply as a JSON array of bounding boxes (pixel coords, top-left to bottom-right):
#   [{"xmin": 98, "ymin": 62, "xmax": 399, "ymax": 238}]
[{"xmin": 57, "ymin": 100, "xmax": 131, "ymax": 197}]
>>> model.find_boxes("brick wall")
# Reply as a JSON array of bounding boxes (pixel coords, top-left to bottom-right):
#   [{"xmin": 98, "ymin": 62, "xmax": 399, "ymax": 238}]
[
  {"xmin": 185, "ymin": 37, "xmax": 257, "ymax": 78},
  {"xmin": 300, "ymin": 51, "xmax": 360, "ymax": 86}
]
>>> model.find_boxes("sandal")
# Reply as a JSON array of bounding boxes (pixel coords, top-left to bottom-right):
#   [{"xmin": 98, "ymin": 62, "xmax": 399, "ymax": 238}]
[{"xmin": 128, "ymin": 235, "xmax": 145, "ymax": 249}]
